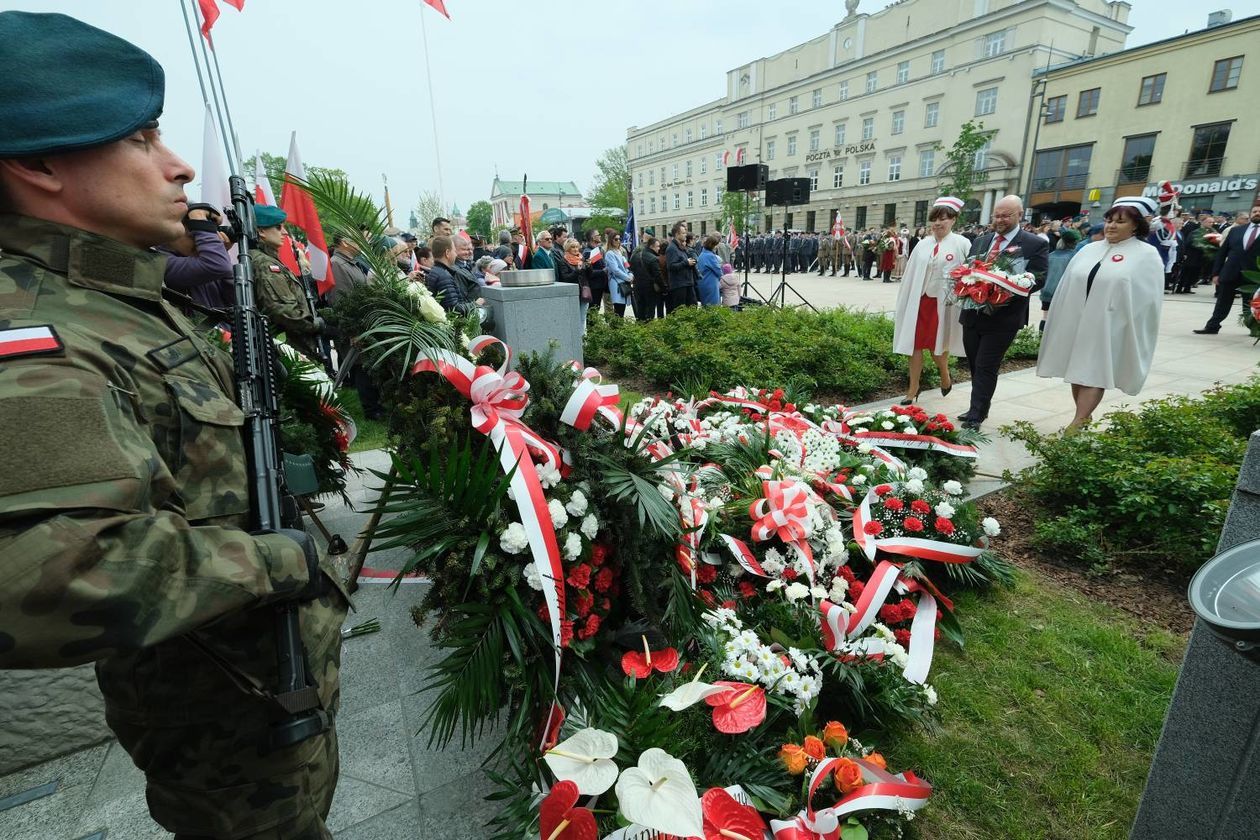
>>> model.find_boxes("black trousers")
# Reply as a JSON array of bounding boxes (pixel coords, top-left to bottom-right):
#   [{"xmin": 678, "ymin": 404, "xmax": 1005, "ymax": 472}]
[
  {"xmin": 633, "ymin": 287, "xmax": 657, "ymax": 321},
  {"xmin": 1204, "ymin": 276, "xmax": 1250, "ymax": 331},
  {"xmin": 961, "ymin": 327, "xmax": 1019, "ymax": 422},
  {"xmin": 666, "ymin": 284, "xmax": 697, "ymax": 312}
]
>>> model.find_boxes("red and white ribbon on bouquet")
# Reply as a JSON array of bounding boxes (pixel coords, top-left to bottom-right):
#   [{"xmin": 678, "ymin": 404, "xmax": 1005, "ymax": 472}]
[
  {"xmin": 770, "ymin": 816, "xmax": 840, "ymax": 840},
  {"xmin": 851, "ymin": 488, "xmax": 986, "ymax": 565},
  {"xmin": 967, "ymin": 263, "xmax": 1033, "ymax": 297},
  {"xmin": 749, "ymin": 478, "xmax": 817, "ymax": 586},
  {"xmin": 560, "ymin": 364, "xmax": 624, "ymax": 432},
  {"xmin": 411, "ymin": 336, "xmax": 566, "ymax": 742},
  {"xmin": 842, "ymin": 429, "xmax": 978, "ymax": 459},
  {"xmin": 720, "ymin": 533, "xmax": 770, "ymax": 577},
  {"xmin": 784, "ymin": 756, "xmax": 930, "ymax": 835}
]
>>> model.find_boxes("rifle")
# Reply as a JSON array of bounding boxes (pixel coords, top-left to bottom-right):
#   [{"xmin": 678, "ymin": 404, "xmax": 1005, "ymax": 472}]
[
  {"xmin": 288, "ymin": 237, "xmax": 335, "ymax": 376},
  {"xmin": 225, "ymin": 174, "xmax": 329, "ymax": 750}
]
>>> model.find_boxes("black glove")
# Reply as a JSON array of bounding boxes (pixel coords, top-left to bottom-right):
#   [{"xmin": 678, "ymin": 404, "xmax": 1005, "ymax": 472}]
[{"xmin": 278, "ymin": 528, "xmax": 334, "ymax": 602}]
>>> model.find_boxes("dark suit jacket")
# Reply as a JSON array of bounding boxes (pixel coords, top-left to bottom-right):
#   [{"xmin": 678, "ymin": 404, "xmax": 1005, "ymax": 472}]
[
  {"xmin": 666, "ymin": 240, "xmax": 696, "ymax": 289},
  {"xmin": 1212, "ymin": 223, "xmax": 1260, "ymax": 287},
  {"xmin": 962, "ymin": 228, "xmax": 1050, "ymax": 333}
]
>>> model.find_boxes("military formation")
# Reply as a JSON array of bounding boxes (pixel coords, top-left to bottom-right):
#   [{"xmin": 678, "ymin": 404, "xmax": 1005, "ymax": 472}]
[{"xmin": 734, "ymin": 229, "xmax": 862, "ymax": 276}]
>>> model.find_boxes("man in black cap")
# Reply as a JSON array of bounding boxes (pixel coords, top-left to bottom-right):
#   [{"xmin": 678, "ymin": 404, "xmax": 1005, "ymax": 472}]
[{"xmin": 0, "ymin": 12, "xmax": 346, "ymax": 839}]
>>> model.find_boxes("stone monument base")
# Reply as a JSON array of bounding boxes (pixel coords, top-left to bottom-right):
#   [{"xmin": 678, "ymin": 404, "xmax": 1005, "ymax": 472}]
[{"xmin": 481, "ymin": 281, "xmax": 582, "ymax": 368}]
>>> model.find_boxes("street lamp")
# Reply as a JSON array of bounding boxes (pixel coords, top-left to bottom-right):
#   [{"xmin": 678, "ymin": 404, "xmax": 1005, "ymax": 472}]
[{"xmin": 1189, "ymin": 539, "xmax": 1260, "ymax": 659}]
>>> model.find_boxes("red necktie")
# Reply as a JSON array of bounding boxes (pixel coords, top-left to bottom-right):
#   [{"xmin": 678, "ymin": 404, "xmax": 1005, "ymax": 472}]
[
  {"xmin": 986, "ymin": 234, "xmax": 1004, "ymax": 261},
  {"xmin": 1247, "ymin": 225, "xmax": 1258, "ymax": 251},
  {"xmin": 932, "ymin": 242, "xmax": 940, "ymax": 258}
]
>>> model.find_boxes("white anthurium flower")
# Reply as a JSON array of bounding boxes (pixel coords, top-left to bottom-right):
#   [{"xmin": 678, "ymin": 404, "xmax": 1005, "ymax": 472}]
[
  {"xmin": 615, "ymin": 748, "xmax": 704, "ymax": 839},
  {"xmin": 942, "ymin": 480, "xmax": 964, "ymax": 496},
  {"xmin": 983, "ymin": 517, "xmax": 1002, "ymax": 536},
  {"xmin": 544, "ymin": 728, "xmax": 620, "ymax": 796},
  {"xmin": 659, "ymin": 680, "xmax": 728, "ymax": 711}
]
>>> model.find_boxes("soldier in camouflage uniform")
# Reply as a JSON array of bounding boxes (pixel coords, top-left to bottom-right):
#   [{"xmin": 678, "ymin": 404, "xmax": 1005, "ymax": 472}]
[
  {"xmin": 0, "ymin": 12, "xmax": 347, "ymax": 839},
  {"xmin": 251, "ymin": 203, "xmax": 324, "ymax": 361}
]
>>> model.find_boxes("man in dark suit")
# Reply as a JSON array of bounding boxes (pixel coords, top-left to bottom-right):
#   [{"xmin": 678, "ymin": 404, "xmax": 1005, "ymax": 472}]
[
  {"xmin": 1194, "ymin": 202, "xmax": 1260, "ymax": 334},
  {"xmin": 959, "ymin": 195, "xmax": 1049, "ymax": 429}
]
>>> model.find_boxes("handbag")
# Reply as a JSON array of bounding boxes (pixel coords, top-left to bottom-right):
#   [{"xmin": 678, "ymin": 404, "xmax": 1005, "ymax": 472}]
[
  {"xmin": 580, "ymin": 285, "xmax": 592, "ymax": 303},
  {"xmin": 617, "ymin": 279, "xmax": 632, "ymax": 298}
]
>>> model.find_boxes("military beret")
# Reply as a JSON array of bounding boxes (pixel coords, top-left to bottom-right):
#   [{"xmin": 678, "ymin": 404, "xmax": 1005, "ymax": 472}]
[
  {"xmin": 255, "ymin": 205, "xmax": 287, "ymax": 228},
  {"xmin": 0, "ymin": 12, "xmax": 165, "ymax": 158}
]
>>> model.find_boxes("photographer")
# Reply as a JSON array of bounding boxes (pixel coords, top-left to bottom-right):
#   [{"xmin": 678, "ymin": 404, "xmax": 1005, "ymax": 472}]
[{"xmin": 159, "ymin": 202, "xmax": 235, "ymax": 315}]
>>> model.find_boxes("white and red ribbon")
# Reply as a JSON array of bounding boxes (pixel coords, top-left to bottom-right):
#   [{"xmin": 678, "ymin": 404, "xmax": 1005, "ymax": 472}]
[
  {"xmin": 749, "ymin": 478, "xmax": 816, "ymax": 585},
  {"xmin": 842, "ymin": 430, "xmax": 978, "ymax": 459},
  {"xmin": 851, "ymin": 489, "xmax": 986, "ymax": 565}
]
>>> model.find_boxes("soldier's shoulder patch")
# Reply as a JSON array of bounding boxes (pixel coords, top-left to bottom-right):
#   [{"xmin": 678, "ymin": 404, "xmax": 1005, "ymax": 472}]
[
  {"xmin": 0, "ymin": 325, "xmax": 64, "ymax": 359},
  {"xmin": 268, "ymin": 264, "xmax": 283, "ymax": 273}
]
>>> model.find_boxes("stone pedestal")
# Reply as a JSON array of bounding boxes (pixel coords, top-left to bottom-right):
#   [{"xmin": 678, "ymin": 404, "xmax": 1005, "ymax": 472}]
[
  {"xmin": 481, "ymin": 282, "xmax": 582, "ymax": 369},
  {"xmin": 1130, "ymin": 431, "xmax": 1260, "ymax": 840}
]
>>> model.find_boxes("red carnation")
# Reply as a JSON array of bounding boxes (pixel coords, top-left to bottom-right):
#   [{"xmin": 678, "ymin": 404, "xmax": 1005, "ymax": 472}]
[
  {"xmin": 697, "ymin": 564, "xmax": 718, "ymax": 584},
  {"xmin": 591, "ymin": 544, "xmax": 609, "ymax": 567},
  {"xmin": 902, "ymin": 516, "xmax": 925, "ymax": 532},
  {"xmin": 837, "ymin": 564, "xmax": 856, "ymax": 583},
  {"xmin": 785, "ymin": 403, "xmax": 796, "ymax": 412},
  {"xmin": 537, "ymin": 603, "xmax": 550, "ymax": 623},
  {"xmin": 782, "ymin": 567, "xmax": 799, "ymax": 581},
  {"xmin": 739, "ymin": 581, "xmax": 758, "ymax": 599},
  {"xmin": 578, "ymin": 613, "xmax": 601, "ymax": 640},
  {"xmin": 592, "ymin": 567, "xmax": 614, "ymax": 593},
  {"xmin": 935, "ymin": 517, "xmax": 955, "ymax": 535},
  {"xmin": 873, "ymin": 484, "xmax": 893, "ymax": 496},
  {"xmin": 574, "ymin": 590, "xmax": 594, "ymax": 618},
  {"xmin": 894, "ymin": 628, "xmax": 912, "ymax": 647},
  {"xmin": 600, "ymin": 598, "xmax": 611, "ymax": 612},
  {"xmin": 863, "ymin": 520, "xmax": 884, "ymax": 536},
  {"xmin": 909, "ymin": 500, "xmax": 931, "ymax": 515},
  {"xmin": 560, "ymin": 620, "xmax": 575, "ymax": 648},
  {"xmin": 722, "ymin": 599, "xmax": 738, "ymax": 609},
  {"xmin": 699, "ymin": 589, "xmax": 717, "ymax": 606},
  {"xmin": 879, "ymin": 603, "xmax": 905, "ymax": 623},
  {"xmin": 773, "ymin": 388, "xmax": 784, "ymax": 400},
  {"xmin": 940, "ymin": 422, "xmax": 955, "ymax": 433},
  {"xmin": 884, "ymin": 498, "xmax": 905, "ymax": 512},
  {"xmin": 850, "ymin": 580, "xmax": 865, "ymax": 600},
  {"xmin": 566, "ymin": 564, "xmax": 592, "ymax": 589}
]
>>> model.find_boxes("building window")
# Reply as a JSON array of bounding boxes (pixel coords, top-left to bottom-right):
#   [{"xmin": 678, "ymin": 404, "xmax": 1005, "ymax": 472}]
[
  {"xmin": 649, "ymin": 140, "xmax": 654, "ymax": 153},
  {"xmin": 716, "ymin": 153, "xmax": 724, "ymax": 170},
  {"xmin": 738, "ymin": 111, "xmax": 749, "ymax": 129},
  {"xmin": 856, "ymin": 206, "xmax": 868, "ymax": 228},
  {"xmin": 914, "ymin": 199, "xmax": 929, "ymax": 227},
  {"xmin": 919, "ymin": 149, "xmax": 936, "ymax": 178},
  {"xmin": 975, "ymin": 87, "xmax": 998, "ymax": 116},
  {"xmin": 888, "ymin": 155, "xmax": 902, "ymax": 182},
  {"xmin": 891, "ymin": 110, "xmax": 905, "ymax": 135},
  {"xmin": 812, "ymin": 88, "xmax": 823, "ymax": 108},
  {"xmin": 866, "ymin": 71, "xmax": 877, "ymax": 94},
  {"xmin": 685, "ymin": 128, "xmax": 692, "ymax": 143},
  {"xmin": 895, "ymin": 61, "xmax": 910, "ymax": 86},
  {"xmin": 700, "ymin": 157, "xmax": 707, "ymax": 174},
  {"xmin": 983, "ymin": 30, "xmax": 1006, "ymax": 58},
  {"xmin": 716, "ymin": 186, "xmax": 723, "ymax": 203},
  {"xmin": 716, "ymin": 118, "xmax": 723, "ymax": 134},
  {"xmin": 637, "ymin": 143, "xmax": 643, "ymax": 157},
  {"xmin": 924, "ymin": 101, "xmax": 939, "ymax": 128},
  {"xmin": 789, "ymin": 96, "xmax": 799, "ymax": 115},
  {"xmin": 859, "ymin": 160, "xmax": 872, "ymax": 185},
  {"xmin": 766, "ymin": 140, "xmax": 776, "ymax": 160},
  {"xmin": 768, "ymin": 102, "xmax": 777, "ymax": 120},
  {"xmin": 809, "ymin": 129, "xmax": 821, "ymax": 152},
  {"xmin": 673, "ymin": 193, "xmax": 680, "ymax": 210},
  {"xmin": 884, "ymin": 203, "xmax": 897, "ymax": 225},
  {"xmin": 1186, "ymin": 122, "xmax": 1232, "ymax": 177},
  {"xmin": 833, "ymin": 166, "xmax": 844, "ymax": 188},
  {"xmin": 862, "ymin": 117, "xmax": 874, "ymax": 140},
  {"xmin": 637, "ymin": 172, "xmax": 642, "ymax": 188},
  {"xmin": 639, "ymin": 199, "xmax": 645, "ymax": 216},
  {"xmin": 809, "ymin": 169, "xmax": 819, "ymax": 191},
  {"xmin": 930, "ymin": 49, "xmax": 945, "ymax": 75},
  {"xmin": 700, "ymin": 188, "xmax": 708, "ymax": 207},
  {"xmin": 835, "ymin": 123, "xmax": 846, "ymax": 146},
  {"xmin": 787, "ymin": 135, "xmax": 798, "ymax": 156},
  {"xmin": 701, "ymin": 124, "xmax": 708, "ymax": 140},
  {"xmin": 686, "ymin": 191, "xmax": 694, "ymax": 209},
  {"xmin": 648, "ymin": 169, "xmax": 654, "ymax": 186},
  {"xmin": 683, "ymin": 160, "xmax": 691, "ymax": 178},
  {"xmin": 1118, "ymin": 134, "xmax": 1157, "ymax": 184},
  {"xmin": 1044, "ymin": 94, "xmax": 1067, "ymax": 123},
  {"xmin": 1210, "ymin": 56, "xmax": 1244, "ymax": 92},
  {"xmin": 1076, "ymin": 87, "xmax": 1100, "ymax": 117},
  {"xmin": 784, "ymin": 213, "xmax": 793, "ymax": 230},
  {"xmin": 973, "ymin": 137, "xmax": 992, "ymax": 170},
  {"xmin": 1138, "ymin": 73, "xmax": 1165, "ymax": 106},
  {"xmin": 1030, "ymin": 144, "xmax": 1093, "ymax": 191},
  {"xmin": 650, "ymin": 197, "xmax": 656, "ymax": 213},
  {"xmin": 839, "ymin": 80, "xmax": 849, "ymax": 100},
  {"xmin": 671, "ymin": 164, "xmax": 678, "ymax": 180},
  {"xmin": 672, "ymin": 133, "xmax": 678, "ymax": 147}
]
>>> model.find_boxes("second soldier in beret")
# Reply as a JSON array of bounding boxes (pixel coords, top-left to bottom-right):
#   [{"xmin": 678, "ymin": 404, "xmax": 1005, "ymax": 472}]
[{"xmin": 251, "ymin": 203, "xmax": 325, "ymax": 361}]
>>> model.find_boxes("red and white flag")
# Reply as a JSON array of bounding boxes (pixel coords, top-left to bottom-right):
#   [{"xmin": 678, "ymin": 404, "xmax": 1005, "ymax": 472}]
[
  {"xmin": 197, "ymin": 0, "xmax": 245, "ymax": 42},
  {"xmin": 587, "ymin": 246, "xmax": 603, "ymax": 265},
  {"xmin": 727, "ymin": 221, "xmax": 740, "ymax": 250},
  {"xmin": 0, "ymin": 325, "xmax": 62, "ymax": 359},
  {"xmin": 831, "ymin": 214, "xmax": 845, "ymax": 238},
  {"xmin": 198, "ymin": 104, "xmax": 230, "ymax": 214},
  {"xmin": 253, "ymin": 151, "xmax": 277, "ymax": 207},
  {"xmin": 279, "ymin": 133, "xmax": 333, "ymax": 296},
  {"xmin": 421, "ymin": 0, "xmax": 450, "ymax": 17}
]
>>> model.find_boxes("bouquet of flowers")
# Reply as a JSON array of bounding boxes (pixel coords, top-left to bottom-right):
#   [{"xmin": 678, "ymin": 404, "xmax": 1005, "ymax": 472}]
[
  {"xmin": 1194, "ymin": 228, "xmax": 1223, "ymax": 261},
  {"xmin": 947, "ymin": 254, "xmax": 1035, "ymax": 314}
]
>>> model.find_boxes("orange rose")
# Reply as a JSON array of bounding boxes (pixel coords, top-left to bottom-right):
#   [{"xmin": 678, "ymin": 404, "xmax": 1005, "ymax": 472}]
[
  {"xmin": 833, "ymin": 758, "xmax": 864, "ymax": 794},
  {"xmin": 778, "ymin": 743, "xmax": 808, "ymax": 775},
  {"xmin": 822, "ymin": 721, "xmax": 849, "ymax": 750},
  {"xmin": 803, "ymin": 735, "xmax": 826, "ymax": 761},
  {"xmin": 864, "ymin": 751, "xmax": 887, "ymax": 771}
]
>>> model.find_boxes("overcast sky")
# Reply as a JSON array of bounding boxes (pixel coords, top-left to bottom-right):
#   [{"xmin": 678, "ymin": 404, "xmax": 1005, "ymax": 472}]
[{"xmin": 8, "ymin": 0, "xmax": 1259, "ymax": 221}]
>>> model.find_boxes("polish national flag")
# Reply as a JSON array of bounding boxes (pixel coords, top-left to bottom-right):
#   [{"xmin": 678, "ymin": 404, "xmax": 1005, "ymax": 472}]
[
  {"xmin": 587, "ymin": 246, "xmax": 603, "ymax": 264},
  {"xmin": 197, "ymin": 0, "xmax": 245, "ymax": 42},
  {"xmin": 421, "ymin": 0, "xmax": 450, "ymax": 17},
  {"xmin": 199, "ymin": 105, "xmax": 230, "ymax": 214},
  {"xmin": 279, "ymin": 133, "xmax": 333, "ymax": 296},
  {"xmin": 727, "ymin": 222, "xmax": 740, "ymax": 251},
  {"xmin": 832, "ymin": 215, "xmax": 846, "ymax": 238},
  {"xmin": 253, "ymin": 152, "xmax": 277, "ymax": 207}
]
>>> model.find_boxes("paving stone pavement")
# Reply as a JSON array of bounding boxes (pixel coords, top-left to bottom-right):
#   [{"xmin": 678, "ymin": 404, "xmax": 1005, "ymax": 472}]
[{"xmin": 1, "ymin": 274, "xmax": 1254, "ymax": 837}]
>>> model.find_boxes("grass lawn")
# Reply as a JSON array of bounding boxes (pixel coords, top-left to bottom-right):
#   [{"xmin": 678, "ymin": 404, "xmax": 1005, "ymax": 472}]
[
  {"xmin": 339, "ymin": 389, "xmax": 392, "ymax": 454},
  {"xmin": 884, "ymin": 571, "xmax": 1183, "ymax": 840}
]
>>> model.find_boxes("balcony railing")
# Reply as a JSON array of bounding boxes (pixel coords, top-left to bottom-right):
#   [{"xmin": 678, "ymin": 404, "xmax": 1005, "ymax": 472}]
[
  {"xmin": 1030, "ymin": 172, "xmax": 1090, "ymax": 192},
  {"xmin": 1183, "ymin": 157, "xmax": 1226, "ymax": 179},
  {"xmin": 1116, "ymin": 164, "xmax": 1152, "ymax": 185}
]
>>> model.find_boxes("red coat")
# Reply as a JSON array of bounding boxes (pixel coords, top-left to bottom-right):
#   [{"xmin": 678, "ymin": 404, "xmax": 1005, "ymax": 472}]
[{"xmin": 879, "ymin": 240, "xmax": 899, "ymax": 272}]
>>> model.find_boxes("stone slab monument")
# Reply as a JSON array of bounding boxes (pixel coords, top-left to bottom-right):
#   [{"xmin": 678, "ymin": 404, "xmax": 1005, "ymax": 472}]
[
  {"xmin": 481, "ymin": 277, "xmax": 583, "ymax": 370},
  {"xmin": 1131, "ymin": 431, "xmax": 1260, "ymax": 839}
]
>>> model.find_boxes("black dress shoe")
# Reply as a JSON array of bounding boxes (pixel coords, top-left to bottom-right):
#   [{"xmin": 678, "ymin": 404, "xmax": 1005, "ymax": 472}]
[
  {"xmin": 962, "ymin": 419, "xmax": 982, "ymax": 430},
  {"xmin": 956, "ymin": 412, "xmax": 972, "ymax": 421},
  {"xmin": 941, "ymin": 383, "xmax": 952, "ymax": 397},
  {"xmin": 1193, "ymin": 328, "xmax": 1219, "ymax": 335}
]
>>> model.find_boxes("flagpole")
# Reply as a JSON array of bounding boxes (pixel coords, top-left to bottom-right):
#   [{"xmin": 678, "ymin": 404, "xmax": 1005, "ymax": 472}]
[
  {"xmin": 207, "ymin": 28, "xmax": 246, "ymax": 168},
  {"xmin": 382, "ymin": 173, "xmax": 395, "ymax": 228},
  {"xmin": 418, "ymin": 7, "xmax": 446, "ymax": 206},
  {"xmin": 178, "ymin": 0, "xmax": 232, "ymax": 170},
  {"xmin": 184, "ymin": 0, "xmax": 238, "ymax": 171}
]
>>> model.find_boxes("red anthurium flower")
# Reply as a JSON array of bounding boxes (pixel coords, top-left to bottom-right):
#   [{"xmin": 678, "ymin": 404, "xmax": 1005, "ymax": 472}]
[
  {"xmin": 621, "ymin": 636, "xmax": 681, "ymax": 678},
  {"xmin": 705, "ymin": 681, "xmax": 767, "ymax": 734},
  {"xmin": 539, "ymin": 780, "xmax": 598, "ymax": 840},
  {"xmin": 701, "ymin": 787, "xmax": 768, "ymax": 840}
]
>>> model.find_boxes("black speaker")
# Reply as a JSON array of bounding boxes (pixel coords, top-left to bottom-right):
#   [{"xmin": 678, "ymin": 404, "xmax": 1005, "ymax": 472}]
[
  {"xmin": 786, "ymin": 177, "xmax": 810, "ymax": 205},
  {"xmin": 764, "ymin": 177, "xmax": 810, "ymax": 206},
  {"xmin": 726, "ymin": 163, "xmax": 768, "ymax": 192}
]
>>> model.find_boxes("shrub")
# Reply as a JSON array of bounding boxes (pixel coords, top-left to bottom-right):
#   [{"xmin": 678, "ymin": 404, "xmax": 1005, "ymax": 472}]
[
  {"xmin": 1007, "ymin": 326, "xmax": 1041, "ymax": 360},
  {"xmin": 1006, "ymin": 380, "xmax": 1259, "ymax": 577}
]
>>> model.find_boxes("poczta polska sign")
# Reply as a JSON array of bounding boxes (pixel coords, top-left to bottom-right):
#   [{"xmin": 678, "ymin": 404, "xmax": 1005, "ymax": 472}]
[{"xmin": 806, "ymin": 141, "xmax": 877, "ymax": 163}]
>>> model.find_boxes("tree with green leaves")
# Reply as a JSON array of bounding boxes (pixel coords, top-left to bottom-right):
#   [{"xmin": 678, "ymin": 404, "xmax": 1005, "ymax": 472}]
[
  {"xmin": 244, "ymin": 152, "xmax": 348, "ymax": 204},
  {"xmin": 719, "ymin": 189, "xmax": 761, "ymax": 236},
  {"xmin": 412, "ymin": 190, "xmax": 446, "ymax": 236},
  {"xmin": 586, "ymin": 145, "xmax": 630, "ymax": 234},
  {"xmin": 935, "ymin": 119, "xmax": 990, "ymax": 207},
  {"xmin": 465, "ymin": 200, "xmax": 493, "ymax": 240}
]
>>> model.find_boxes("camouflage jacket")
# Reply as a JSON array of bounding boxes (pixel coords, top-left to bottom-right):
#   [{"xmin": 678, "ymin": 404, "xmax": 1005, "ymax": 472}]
[
  {"xmin": 250, "ymin": 243, "xmax": 319, "ymax": 360},
  {"xmin": 0, "ymin": 215, "xmax": 345, "ymax": 725}
]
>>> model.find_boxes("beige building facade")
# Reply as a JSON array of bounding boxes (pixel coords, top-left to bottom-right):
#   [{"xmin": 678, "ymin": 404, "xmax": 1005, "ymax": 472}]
[
  {"xmin": 489, "ymin": 178, "xmax": 583, "ymax": 229},
  {"xmin": 1023, "ymin": 12, "xmax": 1260, "ymax": 219},
  {"xmin": 626, "ymin": 0, "xmax": 1131, "ymax": 236}
]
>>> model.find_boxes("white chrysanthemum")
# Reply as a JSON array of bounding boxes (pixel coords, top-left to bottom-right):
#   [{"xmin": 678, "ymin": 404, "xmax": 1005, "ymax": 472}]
[
  {"xmin": 711, "ymin": 607, "xmax": 738, "ymax": 627},
  {"xmin": 500, "ymin": 522, "xmax": 528, "ymax": 554},
  {"xmin": 784, "ymin": 582, "xmax": 810, "ymax": 602},
  {"xmin": 548, "ymin": 499, "xmax": 568, "ymax": 529},
  {"xmin": 934, "ymin": 502, "xmax": 956, "ymax": 519},
  {"xmin": 905, "ymin": 478, "xmax": 925, "ymax": 494},
  {"xmin": 872, "ymin": 622, "xmax": 895, "ymax": 643},
  {"xmin": 737, "ymin": 660, "xmax": 761, "ymax": 681},
  {"xmin": 580, "ymin": 513, "xmax": 599, "ymax": 539},
  {"xmin": 982, "ymin": 517, "xmax": 1002, "ymax": 537},
  {"xmin": 942, "ymin": 480, "xmax": 964, "ymax": 496},
  {"xmin": 890, "ymin": 645, "xmax": 910, "ymax": 668},
  {"xmin": 851, "ymin": 474, "xmax": 867, "ymax": 486},
  {"xmin": 564, "ymin": 531, "xmax": 582, "ymax": 561},
  {"xmin": 795, "ymin": 674, "xmax": 820, "ymax": 700},
  {"xmin": 754, "ymin": 646, "xmax": 779, "ymax": 668},
  {"xmin": 829, "ymin": 576, "xmax": 849, "ymax": 603},
  {"xmin": 565, "ymin": 490, "xmax": 588, "ymax": 517},
  {"xmin": 538, "ymin": 465, "xmax": 562, "ymax": 489},
  {"xmin": 880, "ymin": 410, "xmax": 897, "ymax": 419},
  {"xmin": 760, "ymin": 656, "xmax": 787, "ymax": 682},
  {"xmin": 521, "ymin": 562, "xmax": 543, "ymax": 591},
  {"xmin": 881, "ymin": 421, "xmax": 895, "ymax": 431},
  {"xmin": 766, "ymin": 579, "xmax": 784, "ymax": 592},
  {"xmin": 908, "ymin": 467, "xmax": 928, "ymax": 480},
  {"xmin": 779, "ymin": 671, "xmax": 802, "ymax": 694},
  {"xmin": 788, "ymin": 647, "xmax": 810, "ymax": 671}
]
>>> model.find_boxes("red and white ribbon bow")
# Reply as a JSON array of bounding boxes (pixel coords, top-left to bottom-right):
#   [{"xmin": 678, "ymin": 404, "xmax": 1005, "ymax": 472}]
[
  {"xmin": 792, "ymin": 757, "xmax": 931, "ymax": 834},
  {"xmin": 749, "ymin": 478, "xmax": 816, "ymax": 585}
]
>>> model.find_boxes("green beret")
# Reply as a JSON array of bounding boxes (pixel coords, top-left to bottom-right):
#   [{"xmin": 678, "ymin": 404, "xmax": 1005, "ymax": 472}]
[
  {"xmin": 255, "ymin": 205, "xmax": 287, "ymax": 228},
  {"xmin": 0, "ymin": 12, "xmax": 165, "ymax": 158}
]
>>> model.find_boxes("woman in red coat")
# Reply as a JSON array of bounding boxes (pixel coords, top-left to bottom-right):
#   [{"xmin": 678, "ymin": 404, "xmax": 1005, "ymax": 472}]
[{"xmin": 878, "ymin": 226, "xmax": 900, "ymax": 283}]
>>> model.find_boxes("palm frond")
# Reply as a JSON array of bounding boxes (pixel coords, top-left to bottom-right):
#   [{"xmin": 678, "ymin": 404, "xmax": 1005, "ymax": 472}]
[
  {"xmin": 359, "ymin": 296, "xmax": 459, "ymax": 377},
  {"xmin": 592, "ymin": 454, "xmax": 683, "ymax": 541}
]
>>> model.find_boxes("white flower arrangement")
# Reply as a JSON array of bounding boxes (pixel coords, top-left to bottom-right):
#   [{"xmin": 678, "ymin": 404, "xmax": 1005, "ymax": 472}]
[
  {"xmin": 565, "ymin": 490, "xmax": 589, "ymax": 517},
  {"xmin": 708, "ymin": 610, "xmax": 822, "ymax": 716},
  {"xmin": 934, "ymin": 502, "xmax": 956, "ymax": 519},
  {"xmin": 548, "ymin": 499, "xmax": 568, "ymax": 529},
  {"xmin": 500, "ymin": 522, "xmax": 528, "ymax": 554},
  {"xmin": 564, "ymin": 531, "xmax": 583, "ymax": 561}
]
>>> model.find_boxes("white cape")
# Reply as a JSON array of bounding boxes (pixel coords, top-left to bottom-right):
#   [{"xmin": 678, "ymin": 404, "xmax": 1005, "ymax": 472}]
[{"xmin": 891, "ymin": 232, "xmax": 969, "ymax": 356}]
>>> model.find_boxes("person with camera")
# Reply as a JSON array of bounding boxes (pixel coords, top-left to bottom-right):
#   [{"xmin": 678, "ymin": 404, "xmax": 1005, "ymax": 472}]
[
  {"xmin": 250, "ymin": 204, "xmax": 325, "ymax": 361},
  {"xmin": 0, "ymin": 12, "xmax": 347, "ymax": 838},
  {"xmin": 159, "ymin": 202, "xmax": 235, "ymax": 316}
]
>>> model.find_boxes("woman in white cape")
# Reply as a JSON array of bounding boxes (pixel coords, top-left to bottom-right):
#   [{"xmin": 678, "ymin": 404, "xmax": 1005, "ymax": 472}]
[
  {"xmin": 1037, "ymin": 196, "xmax": 1164, "ymax": 427},
  {"xmin": 891, "ymin": 196, "xmax": 970, "ymax": 403}
]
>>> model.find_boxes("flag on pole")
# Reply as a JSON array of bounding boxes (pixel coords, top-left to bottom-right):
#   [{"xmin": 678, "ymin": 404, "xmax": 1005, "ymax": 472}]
[
  {"xmin": 727, "ymin": 221, "xmax": 740, "ymax": 251},
  {"xmin": 421, "ymin": 0, "xmax": 450, "ymax": 18},
  {"xmin": 197, "ymin": 0, "xmax": 245, "ymax": 41},
  {"xmin": 279, "ymin": 133, "xmax": 333, "ymax": 296},
  {"xmin": 253, "ymin": 152, "xmax": 277, "ymax": 206},
  {"xmin": 199, "ymin": 105, "xmax": 230, "ymax": 213},
  {"xmin": 519, "ymin": 189, "xmax": 534, "ymax": 265},
  {"xmin": 623, "ymin": 198, "xmax": 636, "ymax": 249},
  {"xmin": 832, "ymin": 214, "xmax": 846, "ymax": 238}
]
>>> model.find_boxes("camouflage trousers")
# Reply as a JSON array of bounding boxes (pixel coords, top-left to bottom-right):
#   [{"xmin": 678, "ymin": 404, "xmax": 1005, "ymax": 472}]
[{"xmin": 109, "ymin": 717, "xmax": 339, "ymax": 839}]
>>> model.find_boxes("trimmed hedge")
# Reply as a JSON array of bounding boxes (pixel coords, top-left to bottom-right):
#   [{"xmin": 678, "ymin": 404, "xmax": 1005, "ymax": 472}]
[{"xmin": 1006, "ymin": 378, "xmax": 1260, "ymax": 576}]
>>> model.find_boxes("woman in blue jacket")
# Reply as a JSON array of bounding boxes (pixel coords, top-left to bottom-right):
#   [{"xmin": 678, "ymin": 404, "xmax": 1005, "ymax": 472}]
[{"xmin": 697, "ymin": 235, "xmax": 723, "ymax": 306}]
